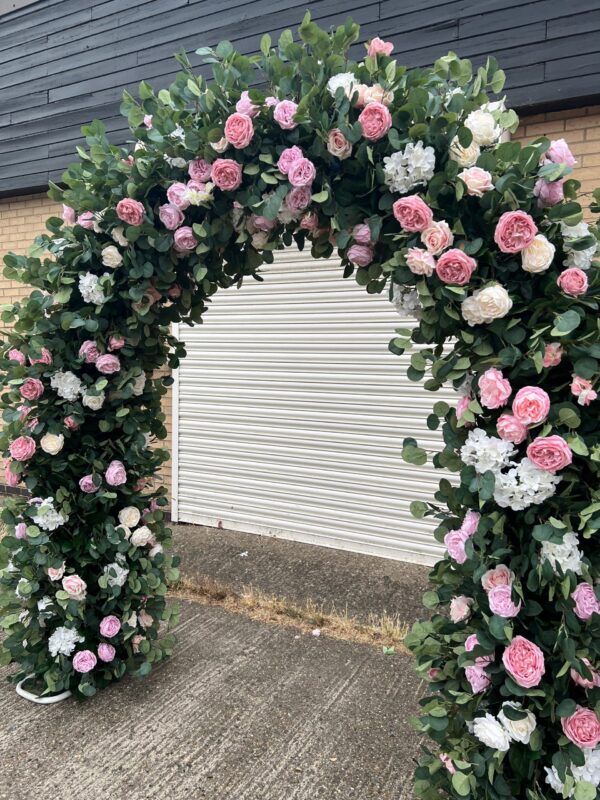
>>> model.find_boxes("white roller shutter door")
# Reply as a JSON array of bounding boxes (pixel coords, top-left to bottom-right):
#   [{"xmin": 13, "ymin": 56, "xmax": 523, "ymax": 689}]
[{"xmin": 173, "ymin": 246, "xmax": 455, "ymax": 565}]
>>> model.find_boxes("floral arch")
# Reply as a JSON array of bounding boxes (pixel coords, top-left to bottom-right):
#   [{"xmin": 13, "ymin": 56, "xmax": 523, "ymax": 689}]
[{"xmin": 1, "ymin": 13, "xmax": 600, "ymax": 798}]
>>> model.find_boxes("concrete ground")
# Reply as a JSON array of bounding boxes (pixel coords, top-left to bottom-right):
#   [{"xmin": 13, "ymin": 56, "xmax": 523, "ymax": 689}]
[{"xmin": 1, "ymin": 525, "xmax": 431, "ymax": 800}]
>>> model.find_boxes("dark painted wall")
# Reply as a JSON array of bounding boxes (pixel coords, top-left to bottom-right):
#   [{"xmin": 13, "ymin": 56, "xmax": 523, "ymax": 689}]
[{"xmin": 1, "ymin": 0, "xmax": 599, "ymax": 196}]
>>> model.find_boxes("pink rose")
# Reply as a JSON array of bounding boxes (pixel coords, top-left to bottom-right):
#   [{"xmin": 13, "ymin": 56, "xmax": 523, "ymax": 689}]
[
  {"xmin": 494, "ymin": 211, "xmax": 538, "ymax": 253},
  {"xmin": 98, "ymin": 643, "xmax": 116, "ymax": 663},
  {"xmin": 78, "ymin": 340, "xmax": 100, "ymax": 363},
  {"xmin": 250, "ymin": 215, "xmax": 277, "ymax": 232},
  {"xmin": 73, "ymin": 650, "xmax": 97, "ymax": 673},
  {"xmin": 561, "ymin": 707, "xmax": 600, "ymax": 749},
  {"xmin": 420, "ymin": 221, "xmax": 453, "ymax": 254},
  {"xmin": 571, "ymin": 583, "xmax": 600, "ymax": 621},
  {"xmin": 461, "ymin": 510, "xmax": 480, "ymax": 536},
  {"xmin": 273, "ymin": 100, "xmax": 298, "ymax": 130},
  {"xmin": 4, "ymin": 459, "xmax": 19, "ymax": 487},
  {"xmin": 265, "ymin": 96, "xmax": 278, "ymax": 107},
  {"xmin": 99, "ymin": 615, "xmax": 121, "ymax": 638},
  {"xmin": 96, "ymin": 354, "xmax": 120, "ymax": 375},
  {"xmin": 284, "ymin": 186, "xmax": 312, "ymax": 212},
  {"xmin": 132, "ymin": 634, "xmax": 145, "ymax": 654},
  {"xmin": 105, "ymin": 459, "xmax": 127, "ymax": 486},
  {"xmin": 465, "ymin": 664, "xmax": 491, "ymax": 693},
  {"xmin": 571, "ymin": 659, "xmax": 600, "ymax": 690},
  {"xmin": 347, "ymin": 244, "xmax": 374, "ymax": 267},
  {"xmin": 352, "ymin": 223, "xmax": 373, "ymax": 245},
  {"xmin": 450, "ymin": 595, "xmax": 473, "ymax": 623},
  {"xmin": 116, "ymin": 198, "xmax": 145, "ymax": 226},
  {"xmin": 479, "ymin": 368, "xmax": 511, "ymax": 410},
  {"xmin": 440, "ymin": 754, "xmax": 456, "ymax": 775},
  {"xmin": 20, "ymin": 377, "xmax": 44, "ymax": 401},
  {"xmin": 534, "ymin": 178, "xmax": 564, "ymax": 207},
  {"xmin": 527, "ymin": 435, "xmax": 572, "ymax": 472},
  {"xmin": 211, "ymin": 158, "xmax": 243, "ymax": 191},
  {"xmin": 502, "ymin": 635, "xmax": 545, "ymax": 688},
  {"xmin": 405, "ymin": 247, "xmax": 435, "ymax": 277},
  {"xmin": 188, "ymin": 158, "xmax": 212, "ymax": 182},
  {"xmin": 159, "ymin": 203, "xmax": 184, "ymax": 230},
  {"xmin": 543, "ymin": 343, "xmax": 563, "ymax": 368},
  {"xmin": 547, "ymin": 138, "xmax": 577, "ymax": 167},
  {"xmin": 29, "ymin": 348, "xmax": 52, "ymax": 366},
  {"xmin": 435, "ymin": 249, "xmax": 477, "ymax": 285},
  {"xmin": 288, "ymin": 158, "xmax": 316, "ymax": 188},
  {"xmin": 367, "ymin": 37, "xmax": 394, "ymax": 57},
  {"xmin": 299, "ymin": 212, "xmax": 319, "ymax": 231},
  {"xmin": 9, "ymin": 436, "xmax": 36, "ymax": 461},
  {"xmin": 456, "ymin": 395, "xmax": 471, "ymax": 421},
  {"xmin": 79, "ymin": 474, "xmax": 99, "ymax": 493},
  {"xmin": 277, "ymin": 146, "xmax": 303, "ymax": 175},
  {"xmin": 458, "ymin": 167, "xmax": 494, "ymax": 197},
  {"xmin": 224, "ymin": 112, "xmax": 254, "ymax": 149},
  {"xmin": 327, "ymin": 129, "xmax": 352, "ymax": 160},
  {"xmin": 77, "ymin": 211, "xmax": 95, "ymax": 230},
  {"xmin": 64, "ymin": 416, "xmax": 79, "ymax": 430},
  {"xmin": 62, "ymin": 204, "xmax": 76, "ymax": 225},
  {"xmin": 62, "ymin": 574, "xmax": 87, "ymax": 601},
  {"xmin": 143, "ymin": 114, "xmax": 152, "ymax": 128},
  {"xmin": 481, "ymin": 564, "xmax": 515, "ymax": 592},
  {"xmin": 428, "ymin": 667, "xmax": 441, "ymax": 681},
  {"xmin": 15, "ymin": 522, "xmax": 27, "ymax": 540},
  {"xmin": 512, "ymin": 386, "xmax": 550, "ymax": 425},
  {"xmin": 173, "ymin": 226, "xmax": 198, "ymax": 252},
  {"xmin": 488, "ymin": 584, "xmax": 521, "ymax": 618},
  {"xmin": 571, "ymin": 375, "xmax": 597, "ymax": 406},
  {"xmin": 464, "ymin": 634, "xmax": 479, "ymax": 653},
  {"xmin": 557, "ymin": 267, "xmax": 588, "ymax": 297},
  {"xmin": 7, "ymin": 348, "xmax": 25, "ymax": 365},
  {"xmin": 444, "ymin": 528, "xmax": 470, "ymax": 564},
  {"xmin": 108, "ymin": 335, "xmax": 125, "ymax": 351},
  {"xmin": 393, "ymin": 196, "xmax": 433, "ymax": 232},
  {"xmin": 358, "ymin": 101, "xmax": 392, "ymax": 141},
  {"xmin": 497, "ymin": 414, "xmax": 528, "ymax": 444},
  {"xmin": 166, "ymin": 182, "xmax": 188, "ymax": 210},
  {"xmin": 47, "ymin": 563, "xmax": 65, "ymax": 581},
  {"xmin": 236, "ymin": 90, "xmax": 259, "ymax": 118}
]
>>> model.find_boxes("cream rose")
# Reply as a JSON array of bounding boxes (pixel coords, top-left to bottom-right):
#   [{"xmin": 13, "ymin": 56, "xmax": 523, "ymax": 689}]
[
  {"xmin": 464, "ymin": 110, "xmax": 500, "ymax": 146},
  {"xmin": 82, "ymin": 391, "xmax": 105, "ymax": 411},
  {"xmin": 40, "ymin": 433, "xmax": 64, "ymax": 456},
  {"xmin": 119, "ymin": 506, "xmax": 141, "ymax": 529},
  {"xmin": 112, "ymin": 227, "xmax": 129, "ymax": 247},
  {"xmin": 521, "ymin": 234, "xmax": 555, "ymax": 273},
  {"xmin": 130, "ymin": 525, "xmax": 153, "ymax": 547},
  {"xmin": 497, "ymin": 702, "xmax": 536, "ymax": 744},
  {"xmin": 101, "ymin": 245, "xmax": 123, "ymax": 268},
  {"xmin": 462, "ymin": 284, "xmax": 512, "ymax": 326},
  {"xmin": 449, "ymin": 137, "xmax": 480, "ymax": 168}
]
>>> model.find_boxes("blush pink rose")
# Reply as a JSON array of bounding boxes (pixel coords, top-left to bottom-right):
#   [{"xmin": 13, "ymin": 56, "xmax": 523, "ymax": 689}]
[
  {"xmin": 188, "ymin": 158, "xmax": 212, "ymax": 182},
  {"xmin": 456, "ymin": 394, "xmax": 470, "ymax": 421},
  {"xmin": 285, "ymin": 186, "xmax": 312, "ymax": 212},
  {"xmin": 406, "ymin": 247, "xmax": 435, "ymax": 277},
  {"xmin": 440, "ymin": 753, "xmax": 456, "ymax": 775},
  {"xmin": 494, "ymin": 211, "xmax": 537, "ymax": 253},
  {"xmin": 116, "ymin": 198, "xmax": 145, "ymax": 226},
  {"xmin": 497, "ymin": 414, "xmax": 528, "ymax": 444},
  {"xmin": 461, "ymin": 510, "xmax": 480, "ymax": 536},
  {"xmin": 502, "ymin": 635, "xmax": 545, "ymax": 688},
  {"xmin": 224, "ymin": 112, "xmax": 254, "ymax": 149},
  {"xmin": 367, "ymin": 37, "xmax": 394, "ymax": 57},
  {"xmin": 547, "ymin": 138, "xmax": 577, "ymax": 167},
  {"xmin": 527, "ymin": 435, "xmax": 572, "ymax": 472},
  {"xmin": 132, "ymin": 634, "xmax": 145, "ymax": 654},
  {"xmin": 543, "ymin": 343, "xmax": 563, "ymax": 368},
  {"xmin": 7, "ymin": 348, "xmax": 25, "ymax": 365},
  {"xmin": 143, "ymin": 114, "xmax": 152, "ymax": 128},
  {"xmin": 570, "ymin": 659, "xmax": 600, "ymax": 690},
  {"xmin": 47, "ymin": 563, "xmax": 65, "ymax": 581},
  {"xmin": 300, "ymin": 212, "xmax": 319, "ymax": 231},
  {"xmin": 444, "ymin": 529, "xmax": 470, "ymax": 564},
  {"xmin": 173, "ymin": 226, "xmax": 198, "ymax": 252},
  {"xmin": 20, "ymin": 377, "xmax": 44, "ymax": 401},
  {"xmin": 571, "ymin": 583, "xmax": 600, "ymax": 621},
  {"xmin": 458, "ymin": 167, "xmax": 493, "ymax": 197},
  {"xmin": 435, "ymin": 249, "xmax": 477, "ymax": 285},
  {"xmin": 420, "ymin": 221, "xmax": 453, "ymax": 255},
  {"xmin": 481, "ymin": 564, "xmax": 515, "ymax": 592},
  {"xmin": 96, "ymin": 354, "xmax": 120, "ymax": 375},
  {"xmin": 465, "ymin": 664, "xmax": 491, "ymax": 693},
  {"xmin": 534, "ymin": 178, "xmax": 564, "ymax": 207},
  {"xmin": 393, "ymin": 196, "xmax": 433, "ymax": 232},
  {"xmin": 273, "ymin": 100, "xmax": 298, "ymax": 130},
  {"xmin": 159, "ymin": 203, "xmax": 184, "ymax": 230},
  {"xmin": 352, "ymin": 223, "xmax": 373, "ymax": 245},
  {"xmin": 211, "ymin": 158, "xmax": 242, "ymax": 191},
  {"xmin": 105, "ymin": 460, "xmax": 127, "ymax": 486},
  {"xmin": 108, "ymin": 335, "xmax": 125, "ymax": 351},
  {"xmin": 449, "ymin": 595, "xmax": 473, "ymax": 623},
  {"xmin": 98, "ymin": 643, "xmax": 116, "ymax": 663},
  {"xmin": 4, "ymin": 459, "xmax": 19, "ymax": 487},
  {"xmin": 62, "ymin": 204, "xmax": 76, "ymax": 225},
  {"xmin": 557, "ymin": 267, "xmax": 588, "ymax": 297},
  {"xmin": 29, "ymin": 347, "xmax": 52, "ymax": 366},
  {"xmin": 327, "ymin": 128, "xmax": 352, "ymax": 159},
  {"xmin": 488, "ymin": 585, "xmax": 521, "ymax": 618},
  {"xmin": 166, "ymin": 182, "xmax": 189, "ymax": 210},
  {"xmin": 358, "ymin": 101, "xmax": 392, "ymax": 141},
  {"xmin": 571, "ymin": 375, "xmax": 598, "ymax": 406},
  {"xmin": 512, "ymin": 386, "xmax": 550, "ymax": 425},
  {"xmin": 9, "ymin": 436, "xmax": 36, "ymax": 461},
  {"xmin": 79, "ymin": 474, "xmax": 99, "ymax": 493},
  {"xmin": 236, "ymin": 90, "xmax": 259, "ymax": 118},
  {"xmin": 64, "ymin": 416, "xmax": 79, "ymax": 430},
  {"xmin": 15, "ymin": 522, "xmax": 27, "ymax": 540},
  {"xmin": 562, "ymin": 706, "xmax": 600, "ymax": 749},
  {"xmin": 79, "ymin": 340, "xmax": 100, "ymax": 363},
  {"xmin": 347, "ymin": 244, "xmax": 374, "ymax": 267},
  {"xmin": 288, "ymin": 158, "xmax": 316, "ymax": 188},
  {"xmin": 73, "ymin": 650, "xmax": 97, "ymax": 673},
  {"xmin": 77, "ymin": 211, "xmax": 95, "ymax": 230},
  {"xmin": 250, "ymin": 214, "xmax": 276, "ymax": 232},
  {"xmin": 62, "ymin": 574, "xmax": 87, "ymax": 601},
  {"xmin": 99, "ymin": 615, "xmax": 121, "ymax": 638},
  {"xmin": 277, "ymin": 146, "xmax": 303, "ymax": 175},
  {"xmin": 478, "ymin": 367, "xmax": 511, "ymax": 409}
]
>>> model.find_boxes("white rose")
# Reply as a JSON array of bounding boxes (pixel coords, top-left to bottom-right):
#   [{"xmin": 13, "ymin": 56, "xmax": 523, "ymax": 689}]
[
  {"xmin": 81, "ymin": 391, "xmax": 105, "ymax": 411},
  {"xmin": 521, "ymin": 234, "xmax": 556, "ymax": 273},
  {"xmin": 112, "ymin": 226, "xmax": 129, "ymax": 247},
  {"xmin": 327, "ymin": 72, "xmax": 357, "ymax": 99},
  {"xmin": 101, "ymin": 245, "xmax": 123, "ymax": 268},
  {"xmin": 464, "ymin": 109, "xmax": 500, "ymax": 146},
  {"xmin": 130, "ymin": 525, "xmax": 153, "ymax": 547},
  {"xmin": 472, "ymin": 713, "xmax": 511, "ymax": 752},
  {"xmin": 210, "ymin": 137, "xmax": 228, "ymax": 153},
  {"xmin": 462, "ymin": 284, "xmax": 512, "ymax": 326},
  {"xmin": 149, "ymin": 543, "xmax": 163, "ymax": 558},
  {"xmin": 497, "ymin": 702, "xmax": 536, "ymax": 745},
  {"xmin": 449, "ymin": 136, "xmax": 480, "ymax": 168},
  {"xmin": 116, "ymin": 524, "xmax": 131, "ymax": 540},
  {"xmin": 40, "ymin": 433, "xmax": 64, "ymax": 456},
  {"xmin": 119, "ymin": 506, "xmax": 141, "ymax": 529},
  {"xmin": 461, "ymin": 294, "xmax": 486, "ymax": 326}
]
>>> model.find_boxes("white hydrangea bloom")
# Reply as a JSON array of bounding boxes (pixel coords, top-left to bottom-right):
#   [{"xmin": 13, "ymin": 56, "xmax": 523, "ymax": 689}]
[
  {"xmin": 31, "ymin": 497, "xmax": 66, "ymax": 531},
  {"xmin": 472, "ymin": 713, "xmax": 511, "ymax": 752},
  {"xmin": 79, "ymin": 272, "xmax": 111, "ymax": 305},
  {"xmin": 544, "ymin": 766, "xmax": 566, "ymax": 795},
  {"xmin": 540, "ymin": 531, "xmax": 583, "ymax": 575},
  {"xmin": 460, "ymin": 428, "xmax": 516, "ymax": 474},
  {"xmin": 545, "ymin": 749, "xmax": 600, "ymax": 796},
  {"xmin": 327, "ymin": 72, "xmax": 357, "ymax": 99},
  {"xmin": 561, "ymin": 221, "xmax": 597, "ymax": 270},
  {"xmin": 48, "ymin": 626, "xmax": 84, "ymax": 658},
  {"xmin": 103, "ymin": 561, "xmax": 129, "ymax": 588},
  {"xmin": 493, "ymin": 458, "xmax": 561, "ymax": 511},
  {"xmin": 383, "ymin": 141, "xmax": 436, "ymax": 194},
  {"xmin": 184, "ymin": 181, "xmax": 214, "ymax": 206},
  {"xmin": 50, "ymin": 370, "xmax": 82, "ymax": 401},
  {"xmin": 392, "ymin": 285, "xmax": 422, "ymax": 319}
]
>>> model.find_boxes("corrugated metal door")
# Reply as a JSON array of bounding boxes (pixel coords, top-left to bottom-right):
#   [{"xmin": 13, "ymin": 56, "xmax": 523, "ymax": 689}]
[{"xmin": 173, "ymin": 246, "xmax": 455, "ymax": 565}]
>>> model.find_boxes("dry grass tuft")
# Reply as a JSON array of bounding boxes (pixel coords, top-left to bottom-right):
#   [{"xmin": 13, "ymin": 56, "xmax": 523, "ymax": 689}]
[{"xmin": 170, "ymin": 576, "xmax": 410, "ymax": 654}]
